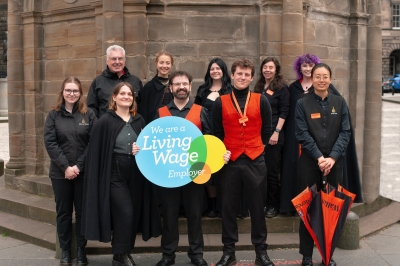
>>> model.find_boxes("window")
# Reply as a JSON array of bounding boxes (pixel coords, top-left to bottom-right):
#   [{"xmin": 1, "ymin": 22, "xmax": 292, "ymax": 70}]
[
  {"xmin": 390, "ymin": 56, "xmax": 396, "ymax": 76},
  {"xmin": 393, "ymin": 4, "xmax": 400, "ymax": 28}
]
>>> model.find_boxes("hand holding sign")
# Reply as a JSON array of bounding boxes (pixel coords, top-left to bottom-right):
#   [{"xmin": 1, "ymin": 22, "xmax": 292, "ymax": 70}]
[{"xmin": 135, "ymin": 116, "xmax": 227, "ymax": 188}]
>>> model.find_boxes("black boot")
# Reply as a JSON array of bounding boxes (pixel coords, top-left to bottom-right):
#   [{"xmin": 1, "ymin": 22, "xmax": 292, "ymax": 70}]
[
  {"xmin": 112, "ymin": 253, "xmax": 135, "ymax": 266},
  {"xmin": 76, "ymin": 247, "xmax": 88, "ymax": 265},
  {"xmin": 60, "ymin": 249, "xmax": 71, "ymax": 265},
  {"xmin": 207, "ymin": 197, "xmax": 218, "ymax": 218}
]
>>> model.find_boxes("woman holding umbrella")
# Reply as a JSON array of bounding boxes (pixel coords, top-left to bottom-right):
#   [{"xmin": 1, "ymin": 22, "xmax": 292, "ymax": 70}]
[{"xmin": 295, "ymin": 63, "xmax": 351, "ymax": 266}]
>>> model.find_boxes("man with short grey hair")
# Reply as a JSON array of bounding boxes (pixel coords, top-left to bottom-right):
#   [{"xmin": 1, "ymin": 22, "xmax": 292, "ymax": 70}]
[{"xmin": 87, "ymin": 45, "xmax": 143, "ymax": 118}]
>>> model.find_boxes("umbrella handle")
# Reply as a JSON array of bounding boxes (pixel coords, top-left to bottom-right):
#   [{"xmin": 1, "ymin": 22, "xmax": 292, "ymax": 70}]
[{"xmin": 321, "ymin": 173, "xmax": 327, "ymax": 193}]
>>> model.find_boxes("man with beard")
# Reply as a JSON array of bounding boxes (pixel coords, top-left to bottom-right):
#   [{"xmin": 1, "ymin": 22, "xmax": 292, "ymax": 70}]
[
  {"xmin": 154, "ymin": 70, "xmax": 211, "ymax": 266},
  {"xmin": 87, "ymin": 45, "xmax": 143, "ymax": 118},
  {"xmin": 213, "ymin": 59, "xmax": 274, "ymax": 266}
]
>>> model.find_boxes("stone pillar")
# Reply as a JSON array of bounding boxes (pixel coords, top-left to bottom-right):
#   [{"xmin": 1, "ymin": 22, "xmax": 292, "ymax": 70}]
[
  {"xmin": 6, "ymin": 0, "xmax": 25, "ymax": 171},
  {"xmin": 259, "ymin": 1, "xmax": 283, "ymax": 59},
  {"xmin": 102, "ymin": 0, "xmax": 124, "ymax": 70},
  {"xmin": 21, "ymin": 2, "xmax": 44, "ymax": 175},
  {"xmin": 363, "ymin": 0, "xmax": 382, "ymax": 203},
  {"xmin": 123, "ymin": 0, "xmax": 149, "ymax": 80},
  {"xmin": 348, "ymin": 0, "xmax": 369, "ymax": 183},
  {"xmin": 281, "ymin": 0, "xmax": 303, "ymax": 80},
  {"xmin": 0, "ymin": 77, "xmax": 6, "ymax": 116}
]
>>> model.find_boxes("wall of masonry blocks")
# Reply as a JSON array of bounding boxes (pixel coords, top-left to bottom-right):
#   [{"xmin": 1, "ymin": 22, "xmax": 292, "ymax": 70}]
[{"xmin": 5, "ymin": 0, "xmax": 381, "ymax": 203}]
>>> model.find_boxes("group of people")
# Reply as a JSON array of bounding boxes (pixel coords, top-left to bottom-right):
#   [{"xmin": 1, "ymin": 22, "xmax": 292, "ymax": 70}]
[{"xmin": 43, "ymin": 44, "xmax": 362, "ymax": 266}]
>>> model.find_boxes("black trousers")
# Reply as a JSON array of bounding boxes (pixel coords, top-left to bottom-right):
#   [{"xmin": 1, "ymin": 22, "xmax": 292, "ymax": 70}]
[
  {"xmin": 110, "ymin": 153, "xmax": 143, "ymax": 254},
  {"xmin": 297, "ymin": 153, "xmax": 343, "ymax": 257},
  {"xmin": 51, "ymin": 178, "xmax": 87, "ymax": 250},
  {"xmin": 157, "ymin": 182, "xmax": 204, "ymax": 260},
  {"xmin": 264, "ymin": 143, "xmax": 283, "ymax": 209},
  {"xmin": 220, "ymin": 161, "xmax": 268, "ymax": 256}
]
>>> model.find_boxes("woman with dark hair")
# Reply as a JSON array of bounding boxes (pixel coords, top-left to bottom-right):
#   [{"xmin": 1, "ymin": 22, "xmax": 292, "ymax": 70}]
[
  {"xmin": 194, "ymin": 58, "xmax": 232, "ymax": 218},
  {"xmin": 254, "ymin": 57, "xmax": 290, "ymax": 218},
  {"xmin": 137, "ymin": 51, "xmax": 174, "ymax": 124},
  {"xmin": 44, "ymin": 76, "xmax": 97, "ymax": 265},
  {"xmin": 295, "ymin": 63, "xmax": 351, "ymax": 266},
  {"xmin": 82, "ymin": 82, "xmax": 161, "ymax": 266},
  {"xmin": 280, "ymin": 54, "xmax": 363, "ymax": 216}
]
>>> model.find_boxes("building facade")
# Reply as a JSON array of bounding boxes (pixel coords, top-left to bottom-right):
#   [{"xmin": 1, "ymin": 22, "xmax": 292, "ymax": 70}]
[
  {"xmin": 382, "ymin": 0, "xmax": 400, "ymax": 78},
  {"xmin": 5, "ymin": 0, "xmax": 381, "ymax": 203}
]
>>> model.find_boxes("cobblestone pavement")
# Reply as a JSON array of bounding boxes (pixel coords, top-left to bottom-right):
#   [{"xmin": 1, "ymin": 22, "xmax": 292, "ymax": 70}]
[{"xmin": 0, "ymin": 122, "xmax": 8, "ymax": 165}]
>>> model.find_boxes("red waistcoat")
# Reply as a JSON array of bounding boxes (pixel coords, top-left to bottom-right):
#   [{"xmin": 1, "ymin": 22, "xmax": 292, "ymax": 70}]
[
  {"xmin": 221, "ymin": 92, "xmax": 264, "ymax": 161},
  {"xmin": 158, "ymin": 104, "xmax": 202, "ymax": 131}
]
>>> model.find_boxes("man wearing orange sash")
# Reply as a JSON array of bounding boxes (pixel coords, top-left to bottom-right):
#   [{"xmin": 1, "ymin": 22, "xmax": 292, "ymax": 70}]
[
  {"xmin": 154, "ymin": 71, "xmax": 211, "ymax": 266},
  {"xmin": 213, "ymin": 59, "xmax": 274, "ymax": 266}
]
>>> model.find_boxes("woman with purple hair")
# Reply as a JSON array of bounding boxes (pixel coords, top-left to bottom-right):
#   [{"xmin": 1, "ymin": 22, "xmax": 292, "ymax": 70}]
[{"xmin": 280, "ymin": 54, "xmax": 363, "ymax": 215}]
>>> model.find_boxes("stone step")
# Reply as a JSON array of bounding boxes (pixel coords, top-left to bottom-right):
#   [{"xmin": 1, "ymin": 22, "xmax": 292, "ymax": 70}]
[
  {"xmin": 1, "ymin": 202, "xmax": 400, "ymax": 255},
  {"xmin": 0, "ymin": 182, "xmax": 56, "ymax": 226},
  {"xmin": 4, "ymin": 174, "xmax": 54, "ymax": 199}
]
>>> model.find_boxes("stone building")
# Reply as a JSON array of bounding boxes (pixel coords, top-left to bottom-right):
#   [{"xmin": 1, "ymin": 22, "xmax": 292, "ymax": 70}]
[
  {"xmin": 382, "ymin": 0, "xmax": 400, "ymax": 78},
  {"xmin": 2, "ymin": 0, "xmax": 382, "ymax": 248}
]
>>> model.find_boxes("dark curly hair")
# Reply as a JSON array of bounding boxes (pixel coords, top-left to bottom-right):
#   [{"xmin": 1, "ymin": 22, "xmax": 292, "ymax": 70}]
[{"xmin": 254, "ymin": 57, "xmax": 285, "ymax": 93}]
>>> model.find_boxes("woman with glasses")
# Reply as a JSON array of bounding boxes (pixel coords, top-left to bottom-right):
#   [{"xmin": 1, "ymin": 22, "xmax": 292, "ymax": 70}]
[
  {"xmin": 137, "ymin": 51, "xmax": 174, "ymax": 124},
  {"xmin": 280, "ymin": 54, "xmax": 363, "ymax": 217},
  {"xmin": 194, "ymin": 58, "xmax": 232, "ymax": 218},
  {"xmin": 44, "ymin": 76, "xmax": 97, "ymax": 265},
  {"xmin": 295, "ymin": 63, "xmax": 351, "ymax": 266},
  {"xmin": 82, "ymin": 82, "xmax": 161, "ymax": 266}
]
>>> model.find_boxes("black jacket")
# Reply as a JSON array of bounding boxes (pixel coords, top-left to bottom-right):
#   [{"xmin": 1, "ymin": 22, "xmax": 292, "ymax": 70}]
[
  {"xmin": 87, "ymin": 66, "xmax": 143, "ymax": 118},
  {"xmin": 43, "ymin": 104, "xmax": 97, "ymax": 179},
  {"xmin": 137, "ymin": 75, "xmax": 171, "ymax": 124},
  {"xmin": 82, "ymin": 110, "xmax": 162, "ymax": 243},
  {"xmin": 280, "ymin": 80, "xmax": 363, "ymax": 213}
]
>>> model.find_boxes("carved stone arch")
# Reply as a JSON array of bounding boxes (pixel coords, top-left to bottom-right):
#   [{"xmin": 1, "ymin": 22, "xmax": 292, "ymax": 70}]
[{"xmin": 385, "ymin": 44, "xmax": 400, "ymax": 57}]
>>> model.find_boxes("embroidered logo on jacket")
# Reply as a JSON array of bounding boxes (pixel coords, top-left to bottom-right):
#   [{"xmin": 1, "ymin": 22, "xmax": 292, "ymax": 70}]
[{"xmin": 331, "ymin": 106, "xmax": 337, "ymax": 115}]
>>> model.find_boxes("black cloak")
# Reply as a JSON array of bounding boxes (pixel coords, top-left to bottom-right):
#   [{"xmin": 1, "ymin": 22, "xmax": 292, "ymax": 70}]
[
  {"xmin": 137, "ymin": 75, "xmax": 171, "ymax": 124},
  {"xmin": 280, "ymin": 80, "xmax": 363, "ymax": 213},
  {"xmin": 82, "ymin": 110, "xmax": 162, "ymax": 243}
]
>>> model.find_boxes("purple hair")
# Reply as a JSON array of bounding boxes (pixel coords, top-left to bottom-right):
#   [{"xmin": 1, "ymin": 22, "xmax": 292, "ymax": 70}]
[{"xmin": 293, "ymin": 54, "xmax": 321, "ymax": 80}]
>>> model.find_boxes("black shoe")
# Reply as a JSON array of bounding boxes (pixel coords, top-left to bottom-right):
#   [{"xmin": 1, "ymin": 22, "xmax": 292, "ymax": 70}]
[
  {"xmin": 265, "ymin": 207, "xmax": 278, "ymax": 218},
  {"xmin": 255, "ymin": 254, "xmax": 274, "ymax": 266},
  {"xmin": 155, "ymin": 258, "xmax": 175, "ymax": 266},
  {"xmin": 301, "ymin": 256, "xmax": 313, "ymax": 266},
  {"xmin": 60, "ymin": 249, "xmax": 71, "ymax": 265},
  {"xmin": 327, "ymin": 259, "xmax": 336, "ymax": 266},
  {"xmin": 112, "ymin": 253, "xmax": 135, "ymax": 266},
  {"xmin": 215, "ymin": 255, "xmax": 236, "ymax": 266},
  {"xmin": 207, "ymin": 198, "xmax": 218, "ymax": 218},
  {"xmin": 127, "ymin": 254, "xmax": 136, "ymax": 265},
  {"xmin": 191, "ymin": 257, "xmax": 208, "ymax": 266},
  {"xmin": 76, "ymin": 247, "xmax": 88, "ymax": 266}
]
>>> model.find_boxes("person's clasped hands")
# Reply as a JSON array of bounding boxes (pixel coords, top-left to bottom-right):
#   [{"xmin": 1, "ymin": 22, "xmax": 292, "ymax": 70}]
[{"xmin": 317, "ymin": 156, "xmax": 336, "ymax": 176}]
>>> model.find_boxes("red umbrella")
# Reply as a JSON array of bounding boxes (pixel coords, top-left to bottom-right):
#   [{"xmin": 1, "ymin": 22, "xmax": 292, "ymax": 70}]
[{"xmin": 293, "ymin": 181, "xmax": 355, "ymax": 266}]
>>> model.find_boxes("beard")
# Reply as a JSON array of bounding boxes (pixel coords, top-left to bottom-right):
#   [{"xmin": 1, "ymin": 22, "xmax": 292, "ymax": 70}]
[{"xmin": 172, "ymin": 88, "xmax": 190, "ymax": 100}]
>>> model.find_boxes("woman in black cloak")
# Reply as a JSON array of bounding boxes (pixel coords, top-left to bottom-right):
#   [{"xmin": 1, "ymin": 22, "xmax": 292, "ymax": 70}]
[
  {"xmin": 82, "ymin": 82, "xmax": 161, "ymax": 266},
  {"xmin": 280, "ymin": 54, "xmax": 363, "ymax": 215}
]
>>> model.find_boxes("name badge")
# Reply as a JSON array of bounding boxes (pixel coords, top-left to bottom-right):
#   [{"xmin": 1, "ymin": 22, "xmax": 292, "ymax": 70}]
[
  {"xmin": 311, "ymin": 113, "xmax": 321, "ymax": 119},
  {"xmin": 266, "ymin": 89, "xmax": 274, "ymax": 96}
]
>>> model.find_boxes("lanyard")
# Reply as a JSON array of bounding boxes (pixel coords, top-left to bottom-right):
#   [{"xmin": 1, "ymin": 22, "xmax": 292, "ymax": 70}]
[{"xmin": 231, "ymin": 91, "xmax": 250, "ymax": 126}]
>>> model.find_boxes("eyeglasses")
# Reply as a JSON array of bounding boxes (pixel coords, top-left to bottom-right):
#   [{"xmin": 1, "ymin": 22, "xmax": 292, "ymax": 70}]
[
  {"xmin": 172, "ymin": 82, "xmax": 190, "ymax": 87},
  {"xmin": 64, "ymin": 89, "xmax": 80, "ymax": 95},
  {"xmin": 108, "ymin": 57, "xmax": 125, "ymax": 62},
  {"xmin": 313, "ymin": 76, "xmax": 330, "ymax": 81}
]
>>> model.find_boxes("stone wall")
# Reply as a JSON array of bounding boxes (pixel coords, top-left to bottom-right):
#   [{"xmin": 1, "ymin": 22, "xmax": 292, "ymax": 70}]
[{"xmin": 5, "ymin": 0, "xmax": 382, "ymax": 203}]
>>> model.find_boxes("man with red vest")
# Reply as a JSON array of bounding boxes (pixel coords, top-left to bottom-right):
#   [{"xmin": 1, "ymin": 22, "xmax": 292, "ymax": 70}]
[
  {"xmin": 213, "ymin": 59, "xmax": 274, "ymax": 266},
  {"xmin": 154, "ymin": 71, "xmax": 211, "ymax": 266}
]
